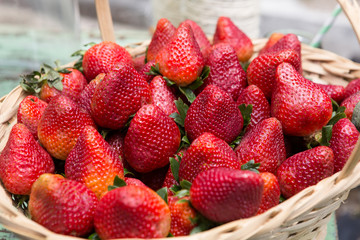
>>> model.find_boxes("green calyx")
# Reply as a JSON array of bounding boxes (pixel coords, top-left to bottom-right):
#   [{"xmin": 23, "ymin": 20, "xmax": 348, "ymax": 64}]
[
  {"xmin": 107, "ymin": 175, "xmax": 127, "ymax": 191},
  {"xmin": 241, "ymin": 160, "xmax": 261, "ymax": 174},
  {"xmin": 71, "ymin": 42, "xmax": 96, "ymax": 72},
  {"xmin": 229, "ymin": 104, "xmax": 253, "ymax": 148}
]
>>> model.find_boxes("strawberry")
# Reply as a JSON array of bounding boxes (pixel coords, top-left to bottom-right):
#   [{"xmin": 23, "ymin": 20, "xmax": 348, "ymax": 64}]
[
  {"xmin": 156, "ymin": 22, "xmax": 205, "ymax": 86},
  {"xmin": 276, "ymin": 146, "xmax": 334, "ymax": 198},
  {"xmin": 213, "ymin": 16, "xmax": 253, "ymax": 62},
  {"xmin": 125, "ymin": 177, "xmax": 146, "ymax": 186},
  {"xmin": 150, "ymin": 76, "xmax": 178, "ymax": 116},
  {"xmin": 247, "ymin": 49, "xmax": 301, "ymax": 99},
  {"xmin": 0, "ymin": 123, "xmax": 54, "ymax": 195},
  {"xmin": 106, "ymin": 130, "xmax": 126, "ymax": 162},
  {"xmin": 316, "ymin": 83, "xmax": 346, "ymax": 104},
  {"xmin": 236, "ymin": 85, "xmax": 271, "ymax": 132},
  {"xmin": 190, "ymin": 167, "xmax": 264, "ymax": 223},
  {"xmin": 178, "ymin": 132, "xmax": 241, "ymax": 183},
  {"xmin": 133, "ymin": 55, "xmax": 146, "ymax": 72},
  {"xmin": 259, "ymin": 32, "xmax": 285, "ymax": 55},
  {"xmin": 17, "ymin": 95, "xmax": 47, "ymax": 139},
  {"xmin": 65, "ymin": 125, "xmax": 124, "ymax": 198},
  {"xmin": 168, "ymin": 196, "xmax": 197, "ymax": 236},
  {"xmin": 182, "ymin": 19, "xmax": 211, "ymax": 59},
  {"xmin": 124, "ymin": 104, "xmax": 181, "ymax": 173},
  {"xmin": 138, "ymin": 60, "xmax": 156, "ymax": 83},
  {"xmin": 340, "ymin": 91, "xmax": 360, "ymax": 120},
  {"xmin": 343, "ymin": 78, "xmax": 360, "ymax": 100},
  {"xmin": 82, "ymin": 41, "xmax": 133, "ymax": 81},
  {"xmin": 90, "ymin": 62, "xmax": 151, "ymax": 129},
  {"xmin": 76, "ymin": 73, "xmax": 104, "ymax": 114},
  {"xmin": 235, "ymin": 117, "xmax": 286, "ymax": 174},
  {"xmin": 257, "ymin": 172, "xmax": 280, "ymax": 214},
  {"xmin": 94, "ymin": 185, "xmax": 171, "ymax": 239},
  {"xmin": 29, "ymin": 174, "xmax": 98, "ymax": 237},
  {"xmin": 271, "ymin": 62, "xmax": 333, "ymax": 136},
  {"xmin": 260, "ymin": 33, "xmax": 301, "ymax": 58},
  {"xmin": 329, "ymin": 118, "xmax": 359, "ymax": 173},
  {"xmin": 185, "ymin": 85, "xmax": 243, "ymax": 143},
  {"xmin": 196, "ymin": 43, "xmax": 247, "ymax": 100},
  {"xmin": 38, "ymin": 95, "xmax": 96, "ymax": 160},
  {"xmin": 146, "ymin": 18, "xmax": 176, "ymax": 62}
]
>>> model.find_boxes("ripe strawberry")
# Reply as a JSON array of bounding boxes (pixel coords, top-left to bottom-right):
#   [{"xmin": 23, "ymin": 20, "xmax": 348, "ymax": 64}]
[
  {"xmin": 124, "ymin": 104, "xmax": 180, "ymax": 173},
  {"xmin": 29, "ymin": 174, "xmax": 98, "ymax": 237},
  {"xmin": 146, "ymin": 18, "xmax": 176, "ymax": 62},
  {"xmin": 82, "ymin": 41, "xmax": 133, "ymax": 81},
  {"xmin": 178, "ymin": 132, "xmax": 241, "ymax": 183},
  {"xmin": 90, "ymin": 62, "xmax": 151, "ymax": 129},
  {"xmin": 329, "ymin": 118, "xmax": 359, "ymax": 173},
  {"xmin": 236, "ymin": 85, "xmax": 271, "ymax": 132},
  {"xmin": 257, "ymin": 172, "xmax": 280, "ymax": 214},
  {"xmin": 316, "ymin": 83, "xmax": 346, "ymax": 104},
  {"xmin": 76, "ymin": 73, "xmax": 104, "ymax": 114},
  {"xmin": 185, "ymin": 85, "xmax": 243, "ymax": 143},
  {"xmin": 150, "ymin": 76, "xmax": 178, "ymax": 116},
  {"xmin": 39, "ymin": 68, "xmax": 87, "ymax": 103},
  {"xmin": 0, "ymin": 123, "xmax": 54, "ymax": 195},
  {"xmin": 138, "ymin": 60, "xmax": 156, "ymax": 83},
  {"xmin": 156, "ymin": 22, "xmax": 205, "ymax": 86},
  {"xmin": 190, "ymin": 168, "xmax": 264, "ymax": 223},
  {"xmin": 196, "ymin": 43, "xmax": 247, "ymax": 100},
  {"xmin": 65, "ymin": 125, "xmax": 124, "ymax": 198},
  {"xmin": 133, "ymin": 55, "xmax": 146, "ymax": 71},
  {"xmin": 106, "ymin": 130, "xmax": 125, "ymax": 161},
  {"xmin": 125, "ymin": 177, "xmax": 146, "ymax": 186},
  {"xmin": 235, "ymin": 117, "xmax": 286, "ymax": 173},
  {"xmin": 137, "ymin": 165, "xmax": 169, "ymax": 191},
  {"xmin": 94, "ymin": 185, "xmax": 171, "ymax": 239},
  {"xmin": 259, "ymin": 32, "xmax": 285, "ymax": 55},
  {"xmin": 17, "ymin": 95, "xmax": 47, "ymax": 139},
  {"xmin": 340, "ymin": 91, "xmax": 360, "ymax": 120},
  {"xmin": 260, "ymin": 33, "xmax": 301, "ymax": 58},
  {"xmin": 276, "ymin": 146, "xmax": 334, "ymax": 198},
  {"xmin": 38, "ymin": 95, "xmax": 96, "ymax": 160},
  {"xmin": 247, "ymin": 49, "xmax": 301, "ymax": 99},
  {"xmin": 182, "ymin": 19, "xmax": 211, "ymax": 59},
  {"xmin": 168, "ymin": 196, "xmax": 197, "ymax": 236},
  {"xmin": 271, "ymin": 62, "xmax": 332, "ymax": 136},
  {"xmin": 343, "ymin": 78, "xmax": 360, "ymax": 100},
  {"xmin": 213, "ymin": 16, "xmax": 253, "ymax": 62}
]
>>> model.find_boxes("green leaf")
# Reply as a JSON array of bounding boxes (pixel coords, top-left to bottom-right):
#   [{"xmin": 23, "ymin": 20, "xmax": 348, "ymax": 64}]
[
  {"xmin": 241, "ymin": 160, "xmax": 260, "ymax": 173},
  {"xmin": 180, "ymin": 180, "xmax": 192, "ymax": 190},
  {"xmin": 88, "ymin": 232, "xmax": 101, "ymax": 240},
  {"xmin": 240, "ymin": 62, "xmax": 250, "ymax": 72},
  {"xmin": 352, "ymin": 101, "xmax": 360, "ymax": 132},
  {"xmin": 170, "ymin": 98, "xmax": 189, "ymax": 127},
  {"xmin": 164, "ymin": 77, "xmax": 176, "ymax": 86},
  {"xmin": 175, "ymin": 189, "xmax": 190, "ymax": 198},
  {"xmin": 200, "ymin": 65, "xmax": 210, "ymax": 80},
  {"xmin": 319, "ymin": 125, "xmax": 333, "ymax": 146},
  {"xmin": 238, "ymin": 104, "xmax": 253, "ymax": 129},
  {"xmin": 279, "ymin": 195, "xmax": 286, "ymax": 203},
  {"xmin": 179, "ymin": 86, "xmax": 197, "ymax": 103},
  {"xmin": 51, "ymin": 78, "xmax": 64, "ymax": 91},
  {"xmin": 170, "ymin": 184, "xmax": 182, "ymax": 194},
  {"xmin": 124, "ymin": 168, "xmax": 135, "ymax": 177},
  {"xmin": 156, "ymin": 187, "xmax": 168, "ymax": 204},
  {"xmin": 107, "ymin": 175, "xmax": 126, "ymax": 191},
  {"xmin": 167, "ymin": 232, "xmax": 174, "ymax": 237},
  {"xmin": 170, "ymin": 157, "xmax": 180, "ymax": 183},
  {"xmin": 327, "ymin": 111, "xmax": 346, "ymax": 126},
  {"xmin": 146, "ymin": 63, "xmax": 161, "ymax": 76},
  {"xmin": 190, "ymin": 213, "xmax": 218, "ymax": 235},
  {"xmin": 187, "ymin": 78, "xmax": 204, "ymax": 91},
  {"xmin": 331, "ymin": 98, "xmax": 339, "ymax": 112},
  {"xmin": 229, "ymin": 135, "xmax": 242, "ymax": 149}
]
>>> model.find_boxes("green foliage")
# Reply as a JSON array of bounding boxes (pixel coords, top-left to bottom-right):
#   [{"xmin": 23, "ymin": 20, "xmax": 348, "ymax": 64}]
[
  {"xmin": 107, "ymin": 175, "xmax": 127, "ymax": 191},
  {"xmin": 352, "ymin": 101, "xmax": 360, "ymax": 132},
  {"xmin": 241, "ymin": 160, "xmax": 261, "ymax": 174},
  {"xmin": 156, "ymin": 187, "xmax": 168, "ymax": 204}
]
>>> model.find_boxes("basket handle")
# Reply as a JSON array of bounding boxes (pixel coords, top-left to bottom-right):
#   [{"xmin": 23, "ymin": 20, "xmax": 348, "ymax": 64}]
[
  {"xmin": 95, "ymin": 0, "xmax": 116, "ymax": 42},
  {"xmin": 335, "ymin": 0, "xmax": 360, "ymax": 182}
]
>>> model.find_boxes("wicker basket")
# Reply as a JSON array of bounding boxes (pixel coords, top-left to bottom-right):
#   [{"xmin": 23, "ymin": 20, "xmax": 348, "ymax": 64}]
[{"xmin": 2, "ymin": 0, "xmax": 360, "ymax": 239}]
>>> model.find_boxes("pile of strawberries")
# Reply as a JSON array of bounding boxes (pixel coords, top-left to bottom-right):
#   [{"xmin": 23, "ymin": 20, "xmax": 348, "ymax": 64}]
[{"xmin": 1, "ymin": 16, "xmax": 360, "ymax": 239}]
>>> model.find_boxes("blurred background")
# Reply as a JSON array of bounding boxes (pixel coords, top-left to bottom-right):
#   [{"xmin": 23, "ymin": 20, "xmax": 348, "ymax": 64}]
[{"xmin": 1, "ymin": 0, "xmax": 360, "ymax": 239}]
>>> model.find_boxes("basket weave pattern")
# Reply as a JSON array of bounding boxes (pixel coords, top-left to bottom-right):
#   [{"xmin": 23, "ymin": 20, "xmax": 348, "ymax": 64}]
[{"xmin": 1, "ymin": 39, "xmax": 360, "ymax": 240}]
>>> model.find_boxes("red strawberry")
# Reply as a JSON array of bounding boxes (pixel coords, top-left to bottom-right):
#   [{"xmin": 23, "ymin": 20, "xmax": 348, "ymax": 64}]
[
  {"xmin": 124, "ymin": 104, "xmax": 180, "ymax": 173},
  {"xmin": 259, "ymin": 32, "xmax": 285, "ymax": 55},
  {"xmin": 106, "ymin": 130, "xmax": 126, "ymax": 161},
  {"xmin": 340, "ymin": 91, "xmax": 360, "ymax": 120},
  {"xmin": 247, "ymin": 49, "xmax": 301, "ymax": 99},
  {"xmin": 182, "ymin": 19, "xmax": 211, "ymax": 59},
  {"xmin": 90, "ymin": 62, "xmax": 151, "ymax": 129},
  {"xmin": 133, "ymin": 55, "xmax": 146, "ymax": 72},
  {"xmin": 137, "ymin": 165, "xmax": 169, "ymax": 191},
  {"xmin": 257, "ymin": 172, "xmax": 280, "ymax": 214},
  {"xmin": 236, "ymin": 85, "xmax": 271, "ymax": 132},
  {"xmin": 196, "ymin": 43, "xmax": 247, "ymax": 100},
  {"xmin": 94, "ymin": 185, "xmax": 171, "ymax": 239},
  {"xmin": 150, "ymin": 76, "xmax": 178, "ymax": 116},
  {"xmin": 156, "ymin": 22, "xmax": 205, "ymax": 86},
  {"xmin": 213, "ymin": 16, "xmax": 253, "ymax": 62},
  {"xmin": 82, "ymin": 41, "xmax": 133, "ymax": 81},
  {"xmin": 168, "ymin": 196, "xmax": 197, "ymax": 236},
  {"xmin": 190, "ymin": 168, "xmax": 264, "ymax": 223},
  {"xmin": 138, "ymin": 60, "xmax": 156, "ymax": 83},
  {"xmin": 185, "ymin": 85, "xmax": 243, "ymax": 143},
  {"xmin": 38, "ymin": 95, "xmax": 96, "ymax": 160},
  {"xmin": 276, "ymin": 146, "xmax": 334, "ymax": 198},
  {"xmin": 146, "ymin": 18, "xmax": 176, "ymax": 62},
  {"xmin": 17, "ymin": 95, "xmax": 47, "ymax": 139},
  {"xmin": 271, "ymin": 62, "xmax": 333, "ymax": 136},
  {"xmin": 76, "ymin": 73, "xmax": 104, "ymax": 114},
  {"xmin": 65, "ymin": 125, "xmax": 124, "ymax": 198},
  {"xmin": 260, "ymin": 33, "xmax": 301, "ymax": 58},
  {"xmin": 29, "ymin": 174, "xmax": 98, "ymax": 237},
  {"xmin": 343, "ymin": 78, "xmax": 360, "ymax": 100},
  {"xmin": 329, "ymin": 118, "xmax": 359, "ymax": 173},
  {"xmin": 0, "ymin": 123, "xmax": 54, "ymax": 195},
  {"xmin": 124, "ymin": 177, "xmax": 146, "ymax": 186},
  {"xmin": 316, "ymin": 83, "xmax": 346, "ymax": 104},
  {"xmin": 235, "ymin": 117, "xmax": 286, "ymax": 174},
  {"xmin": 178, "ymin": 132, "xmax": 241, "ymax": 183}
]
